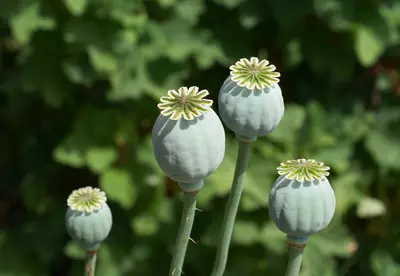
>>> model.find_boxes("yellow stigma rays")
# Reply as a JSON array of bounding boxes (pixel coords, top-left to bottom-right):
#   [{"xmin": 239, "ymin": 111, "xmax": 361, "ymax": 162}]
[
  {"xmin": 157, "ymin": 86, "xmax": 213, "ymax": 120},
  {"xmin": 229, "ymin": 57, "xmax": 281, "ymax": 90},
  {"xmin": 67, "ymin": 186, "xmax": 107, "ymax": 213},
  {"xmin": 277, "ymin": 158, "xmax": 330, "ymax": 182}
]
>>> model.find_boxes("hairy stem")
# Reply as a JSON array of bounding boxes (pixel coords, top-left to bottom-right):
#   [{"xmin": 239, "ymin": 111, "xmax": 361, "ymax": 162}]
[
  {"xmin": 211, "ymin": 141, "xmax": 252, "ymax": 276},
  {"xmin": 169, "ymin": 191, "xmax": 198, "ymax": 276},
  {"xmin": 285, "ymin": 245, "xmax": 305, "ymax": 276},
  {"xmin": 85, "ymin": 250, "xmax": 97, "ymax": 276}
]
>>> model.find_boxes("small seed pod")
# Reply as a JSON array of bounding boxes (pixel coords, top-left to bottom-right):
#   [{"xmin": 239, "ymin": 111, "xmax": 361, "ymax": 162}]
[
  {"xmin": 152, "ymin": 86, "xmax": 225, "ymax": 192},
  {"xmin": 268, "ymin": 159, "xmax": 336, "ymax": 240},
  {"xmin": 65, "ymin": 187, "xmax": 112, "ymax": 251},
  {"xmin": 218, "ymin": 57, "xmax": 284, "ymax": 142}
]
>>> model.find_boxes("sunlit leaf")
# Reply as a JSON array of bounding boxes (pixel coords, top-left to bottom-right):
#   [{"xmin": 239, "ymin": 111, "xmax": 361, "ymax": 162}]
[
  {"xmin": 64, "ymin": 0, "xmax": 88, "ymax": 16},
  {"xmin": 100, "ymin": 168, "xmax": 137, "ymax": 209},
  {"xmin": 88, "ymin": 46, "xmax": 118, "ymax": 74},
  {"xmin": 355, "ymin": 26, "xmax": 385, "ymax": 67},
  {"xmin": 64, "ymin": 241, "xmax": 85, "ymax": 260},
  {"xmin": 269, "ymin": 104, "xmax": 306, "ymax": 144},
  {"xmin": 85, "ymin": 147, "xmax": 118, "ymax": 173},
  {"xmin": 371, "ymin": 250, "xmax": 400, "ymax": 276},
  {"xmin": 259, "ymin": 222, "xmax": 287, "ymax": 254},
  {"xmin": 131, "ymin": 214, "xmax": 159, "ymax": 236},
  {"xmin": 9, "ymin": 2, "xmax": 55, "ymax": 44},
  {"xmin": 232, "ymin": 220, "xmax": 260, "ymax": 245},
  {"xmin": 365, "ymin": 130, "xmax": 400, "ymax": 169},
  {"xmin": 357, "ymin": 197, "xmax": 386, "ymax": 218}
]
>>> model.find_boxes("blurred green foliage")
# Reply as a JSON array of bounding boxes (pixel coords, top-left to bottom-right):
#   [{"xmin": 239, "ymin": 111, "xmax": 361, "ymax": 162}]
[{"xmin": 1, "ymin": 0, "xmax": 400, "ymax": 275}]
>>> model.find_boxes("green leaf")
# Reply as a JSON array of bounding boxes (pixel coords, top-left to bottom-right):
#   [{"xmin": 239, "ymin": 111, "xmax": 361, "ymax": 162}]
[
  {"xmin": 85, "ymin": 147, "xmax": 118, "ymax": 173},
  {"xmin": 310, "ymin": 223, "xmax": 355, "ymax": 257},
  {"xmin": 53, "ymin": 134, "xmax": 86, "ymax": 168},
  {"xmin": 63, "ymin": 57, "xmax": 98, "ymax": 85},
  {"xmin": 53, "ymin": 108, "xmax": 120, "ymax": 168},
  {"xmin": 302, "ymin": 223, "xmax": 355, "ymax": 275},
  {"xmin": 232, "ymin": 220, "xmax": 260, "ymax": 245},
  {"xmin": 88, "ymin": 46, "xmax": 118, "ymax": 74},
  {"xmin": 96, "ymin": 244, "xmax": 120, "ymax": 276},
  {"xmin": 379, "ymin": 3, "xmax": 400, "ymax": 44},
  {"xmin": 313, "ymin": 0, "xmax": 352, "ymax": 31},
  {"xmin": 269, "ymin": 104, "xmax": 306, "ymax": 144},
  {"xmin": 340, "ymin": 110, "xmax": 372, "ymax": 142},
  {"xmin": 174, "ymin": 0, "xmax": 205, "ymax": 25},
  {"xmin": 332, "ymin": 171, "xmax": 364, "ymax": 216},
  {"xmin": 242, "ymin": 154, "xmax": 275, "ymax": 208},
  {"xmin": 108, "ymin": 69, "xmax": 141, "ymax": 101},
  {"xmin": 241, "ymin": 194, "xmax": 262, "ymax": 211},
  {"xmin": 157, "ymin": 0, "xmax": 179, "ymax": 8},
  {"xmin": 213, "ymin": 0, "xmax": 247, "ymax": 9},
  {"xmin": 371, "ymin": 251, "xmax": 400, "ymax": 276},
  {"xmin": 100, "ymin": 168, "xmax": 137, "ymax": 209},
  {"xmin": 9, "ymin": 2, "xmax": 55, "ymax": 44},
  {"xmin": 365, "ymin": 130, "xmax": 400, "ymax": 169},
  {"xmin": 259, "ymin": 222, "xmax": 286, "ymax": 254},
  {"xmin": 306, "ymin": 102, "xmax": 337, "ymax": 149},
  {"xmin": 64, "ymin": 241, "xmax": 85, "ymax": 260},
  {"xmin": 131, "ymin": 214, "xmax": 159, "ymax": 236},
  {"xmin": 284, "ymin": 39, "xmax": 303, "ymax": 69},
  {"xmin": 356, "ymin": 197, "xmax": 386, "ymax": 218},
  {"xmin": 300, "ymin": 254, "xmax": 336, "ymax": 276},
  {"xmin": 355, "ymin": 26, "xmax": 385, "ymax": 67},
  {"xmin": 238, "ymin": 1, "xmax": 264, "ymax": 29},
  {"xmin": 313, "ymin": 143, "xmax": 352, "ymax": 173},
  {"xmin": 64, "ymin": 0, "xmax": 88, "ymax": 16}
]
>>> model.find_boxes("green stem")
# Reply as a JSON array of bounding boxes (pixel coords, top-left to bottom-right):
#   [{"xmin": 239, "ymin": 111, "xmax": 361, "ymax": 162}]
[
  {"xmin": 211, "ymin": 141, "xmax": 252, "ymax": 276},
  {"xmin": 169, "ymin": 191, "xmax": 198, "ymax": 276},
  {"xmin": 85, "ymin": 250, "xmax": 97, "ymax": 276},
  {"xmin": 285, "ymin": 245, "xmax": 305, "ymax": 276}
]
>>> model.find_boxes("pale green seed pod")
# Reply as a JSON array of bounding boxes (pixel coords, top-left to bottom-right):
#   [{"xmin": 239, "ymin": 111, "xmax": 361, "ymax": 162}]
[
  {"xmin": 65, "ymin": 187, "xmax": 113, "ymax": 251},
  {"xmin": 268, "ymin": 159, "xmax": 336, "ymax": 238},
  {"xmin": 218, "ymin": 57, "xmax": 284, "ymax": 142},
  {"xmin": 152, "ymin": 86, "xmax": 225, "ymax": 192}
]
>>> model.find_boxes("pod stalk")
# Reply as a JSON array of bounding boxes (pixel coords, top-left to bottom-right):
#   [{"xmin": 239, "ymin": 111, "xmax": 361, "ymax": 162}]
[
  {"xmin": 285, "ymin": 245, "xmax": 305, "ymax": 276},
  {"xmin": 169, "ymin": 190, "xmax": 198, "ymax": 276},
  {"xmin": 211, "ymin": 141, "xmax": 252, "ymax": 276},
  {"xmin": 85, "ymin": 250, "xmax": 97, "ymax": 276}
]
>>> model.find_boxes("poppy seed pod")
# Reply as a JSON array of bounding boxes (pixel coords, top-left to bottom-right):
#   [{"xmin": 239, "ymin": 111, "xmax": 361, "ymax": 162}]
[
  {"xmin": 65, "ymin": 187, "xmax": 112, "ymax": 251},
  {"xmin": 218, "ymin": 57, "xmax": 285, "ymax": 142},
  {"xmin": 152, "ymin": 86, "xmax": 225, "ymax": 192},
  {"xmin": 268, "ymin": 159, "xmax": 336, "ymax": 240}
]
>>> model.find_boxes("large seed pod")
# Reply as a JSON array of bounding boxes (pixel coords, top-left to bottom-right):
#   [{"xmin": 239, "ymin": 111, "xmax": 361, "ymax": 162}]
[
  {"xmin": 65, "ymin": 187, "xmax": 113, "ymax": 251},
  {"xmin": 268, "ymin": 159, "xmax": 336, "ymax": 237},
  {"xmin": 152, "ymin": 86, "xmax": 225, "ymax": 191},
  {"xmin": 218, "ymin": 57, "xmax": 284, "ymax": 142}
]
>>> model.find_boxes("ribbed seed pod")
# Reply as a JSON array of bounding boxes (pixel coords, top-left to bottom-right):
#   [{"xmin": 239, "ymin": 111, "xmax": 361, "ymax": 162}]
[
  {"xmin": 152, "ymin": 86, "xmax": 225, "ymax": 192},
  {"xmin": 218, "ymin": 57, "xmax": 285, "ymax": 142},
  {"xmin": 268, "ymin": 159, "xmax": 336, "ymax": 239},
  {"xmin": 65, "ymin": 187, "xmax": 113, "ymax": 251}
]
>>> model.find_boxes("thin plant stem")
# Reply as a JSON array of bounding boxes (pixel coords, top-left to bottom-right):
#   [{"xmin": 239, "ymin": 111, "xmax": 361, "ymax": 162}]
[
  {"xmin": 169, "ymin": 191, "xmax": 198, "ymax": 276},
  {"xmin": 211, "ymin": 141, "xmax": 252, "ymax": 276},
  {"xmin": 285, "ymin": 245, "xmax": 305, "ymax": 276},
  {"xmin": 85, "ymin": 250, "xmax": 97, "ymax": 276}
]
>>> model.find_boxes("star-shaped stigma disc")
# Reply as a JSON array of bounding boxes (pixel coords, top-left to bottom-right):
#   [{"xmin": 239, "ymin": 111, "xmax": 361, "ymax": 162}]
[
  {"xmin": 67, "ymin": 186, "xmax": 107, "ymax": 213},
  {"xmin": 277, "ymin": 158, "xmax": 330, "ymax": 182},
  {"xmin": 230, "ymin": 57, "xmax": 281, "ymax": 90},
  {"xmin": 157, "ymin": 86, "xmax": 213, "ymax": 120}
]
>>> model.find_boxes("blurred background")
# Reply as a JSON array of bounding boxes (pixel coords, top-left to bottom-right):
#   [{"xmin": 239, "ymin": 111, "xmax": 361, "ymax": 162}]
[{"xmin": 1, "ymin": 0, "xmax": 400, "ymax": 275}]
